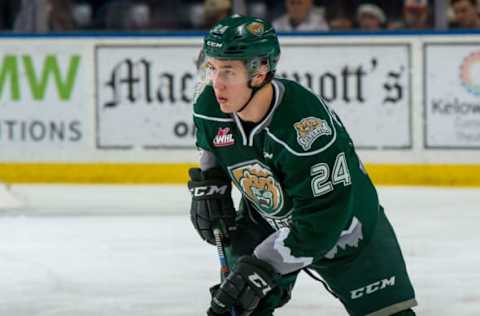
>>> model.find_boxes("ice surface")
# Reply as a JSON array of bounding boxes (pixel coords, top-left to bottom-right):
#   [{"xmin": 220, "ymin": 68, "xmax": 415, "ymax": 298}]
[{"xmin": 1, "ymin": 185, "xmax": 479, "ymax": 316}]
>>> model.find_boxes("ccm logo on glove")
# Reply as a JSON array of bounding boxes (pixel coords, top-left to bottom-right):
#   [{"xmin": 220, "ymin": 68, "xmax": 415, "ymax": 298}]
[
  {"xmin": 190, "ymin": 185, "xmax": 228, "ymax": 197},
  {"xmin": 248, "ymin": 272, "xmax": 272, "ymax": 295},
  {"xmin": 188, "ymin": 167, "xmax": 236, "ymax": 245}
]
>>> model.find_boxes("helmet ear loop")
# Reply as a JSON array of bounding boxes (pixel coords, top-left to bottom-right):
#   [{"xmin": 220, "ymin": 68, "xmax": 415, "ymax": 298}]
[
  {"xmin": 247, "ymin": 70, "xmax": 265, "ymax": 97},
  {"xmin": 247, "ymin": 72, "xmax": 273, "ymax": 91},
  {"xmin": 246, "ymin": 59, "xmax": 271, "ymax": 90}
]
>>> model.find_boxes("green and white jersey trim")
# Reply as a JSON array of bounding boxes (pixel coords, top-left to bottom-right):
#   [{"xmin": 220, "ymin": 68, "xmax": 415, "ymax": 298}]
[
  {"xmin": 266, "ymin": 127, "xmax": 336, "ymax": 157},
  {"xmin": 265, "ymin": 93, "xmax": 337, "ymax": 156},
  {"xmin": 232, "ymin": 79, "xmax": 285, "ymax": 147},
  {"xmin": 254, "ymin": 227, "xmax": 314, "ymax": 275},
  {"xmin": 366, "ymin": 299, "xmax": 418, "ymax": 316},
  {"xmin": 255, "ymin": 217, "xmax": 363, "ymax": 275},
  {"xmin": 324, "ymin": 217, "xmax": 363, "ymax": 259},
  {"xmin": 193, "ymin": 112, "xmax": 234, "ymax": 122},
  {"xmin": 273, "ymin": 228, "xmax": 314, "ymax": 265}
]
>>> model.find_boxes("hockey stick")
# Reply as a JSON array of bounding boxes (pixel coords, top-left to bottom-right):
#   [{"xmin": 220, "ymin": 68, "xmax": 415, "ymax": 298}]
[{"xmin": 213, "ymin": 227, "xmax": 238, "ymax": 316}]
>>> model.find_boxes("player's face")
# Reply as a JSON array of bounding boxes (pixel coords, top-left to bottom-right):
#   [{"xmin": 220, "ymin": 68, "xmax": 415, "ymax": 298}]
[{"xmin": 206, "ymin": 58, "xmax": 253, "ymax": 113}]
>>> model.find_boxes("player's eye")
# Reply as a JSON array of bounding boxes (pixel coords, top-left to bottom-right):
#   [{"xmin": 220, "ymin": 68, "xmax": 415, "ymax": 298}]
[
  {"xmin": 206, "ymin": 64, "xmax": 215, "ymax": 72},
  {"xmin": 223, "ymin": 69, "xmax": 234, "ymax": 77}
]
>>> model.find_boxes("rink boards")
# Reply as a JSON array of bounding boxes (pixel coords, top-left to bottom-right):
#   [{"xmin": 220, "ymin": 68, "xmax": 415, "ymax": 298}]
[
  {"xmin": 0, "ymin": 32, "xmax": 479, "ymax": 185},
  {"xmin": 1, "ymin": 163, "xmax": 480, "ymax": 186}
]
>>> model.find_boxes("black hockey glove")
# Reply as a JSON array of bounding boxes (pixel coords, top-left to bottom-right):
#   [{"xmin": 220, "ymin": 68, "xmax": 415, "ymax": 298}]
[
  {"xmin": 188, "ymin": 167, "xmax": 236, "ymax": 245},
  {"xmin": 207, "ymin": 256, "xmax": 278, "ymax": 316}
]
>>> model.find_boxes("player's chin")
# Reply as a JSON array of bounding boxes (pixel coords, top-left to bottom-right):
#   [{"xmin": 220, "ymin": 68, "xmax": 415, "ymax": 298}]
[{"xmin": 219, "ymin": 103, "xmax": 234, "ymax": 114}]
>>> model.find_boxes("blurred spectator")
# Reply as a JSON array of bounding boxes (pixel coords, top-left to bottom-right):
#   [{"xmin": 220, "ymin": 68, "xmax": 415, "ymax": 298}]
[
  {"xmin": 103, "ymin": 0, "xmax": 132, "ymax": 31},
  {"xmin": 129, "ymin": 3, "xmax": 151, "ymax": 30},
  {"xmin": 101, "ymin": 0, "xmax": 151, "ymax": 31},
  {"xmin": 0, "ymin": 0, "xmax": 19, "ymax": 31},
  {"xmin": 325, "ymin": 1, "xmax": 354, "ymax": 31},
  {"xmin": 450, "ymin": 0, "xmax": 480, "ymax": 28},
  {"xmin": 248, "ymin": 2, "xmax": 268, "ymax": 20},
  {"xmin": 389, "ymin": 0, "xmax": 433, "ymax": 30},
  {"xmin": 72, "ymin": 2, "xmax": 92, "ymax": 29},
  {"xmin": 148, "ymin": 2, "xmax": 183, "ymax": 30},
  {"xmin": 356, "ymin": 3, "xmax": 386, "ymax": 31},
  {"xmin": 328, "ymin": 14, "xmax": 353, "ymax": 31},
  {"xmin": 273, "ymin": 0, "xmax": 329, "ymax": 32},
  {"xmin": 13, "ymin": 0, "xmax": 75, "ymax": 32},
  {"xmin": 203, "ymin": 0, "xmax": 233, "ymax": 29}
]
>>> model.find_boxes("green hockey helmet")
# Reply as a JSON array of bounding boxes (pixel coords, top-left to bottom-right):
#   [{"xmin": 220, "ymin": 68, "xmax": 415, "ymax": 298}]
[{"xmin": 203, "ymin": 15, "xmax": 281, "ymax": 75}]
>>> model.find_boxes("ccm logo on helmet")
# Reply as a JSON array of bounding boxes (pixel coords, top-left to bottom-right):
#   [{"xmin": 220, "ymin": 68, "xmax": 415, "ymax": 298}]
[
  {"xmin": 190, "ymin": 185, "xmax": 228, "ymax": 197},
  {"xmin": 206, "ymin": 41, "xmax": 222, "ymax": 48}
]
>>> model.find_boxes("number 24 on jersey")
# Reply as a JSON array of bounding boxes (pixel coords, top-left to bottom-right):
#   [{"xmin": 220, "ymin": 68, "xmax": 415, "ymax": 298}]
[{"xmin": 310, "ymin": 152, "xmax": 351, "ymax": 196}]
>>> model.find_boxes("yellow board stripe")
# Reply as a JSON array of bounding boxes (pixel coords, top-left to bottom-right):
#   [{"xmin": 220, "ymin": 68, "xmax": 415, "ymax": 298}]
[
  {"xmin": 1, "ymin": 163, "xmax": 480, "ymax": 186},
  {"xmin": 366, "ymin": 164, "xmax": 480, "ymax": 187},
  {"xmin": 0, "ymin": 163, "xmax": 199, "ymax": 184}
]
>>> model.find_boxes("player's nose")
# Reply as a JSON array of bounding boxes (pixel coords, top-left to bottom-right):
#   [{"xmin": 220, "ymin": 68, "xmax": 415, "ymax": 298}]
[{"xmin": 213, "ymin": 77, "xmax": 226, "ymax": 91}]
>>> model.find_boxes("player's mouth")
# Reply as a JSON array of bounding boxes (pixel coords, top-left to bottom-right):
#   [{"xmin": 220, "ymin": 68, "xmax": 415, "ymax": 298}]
[{"xmin": 217, "ymin": 96, "xmax": 228, "ymax": 103}]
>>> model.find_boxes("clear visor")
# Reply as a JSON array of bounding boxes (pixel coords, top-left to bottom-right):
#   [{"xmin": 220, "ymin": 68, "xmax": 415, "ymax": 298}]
[
  {"xmin": 202, "ymin": 56, "xmax": 253, "ymax": 85},
  {"xmin": 193, "ymin": 51, "xmax": 266, "ymax": 101}
]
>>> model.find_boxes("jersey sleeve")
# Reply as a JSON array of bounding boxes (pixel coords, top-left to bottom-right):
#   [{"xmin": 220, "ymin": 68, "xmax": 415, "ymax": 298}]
[
  {"xmin": 254, "ymin": 141, "xmax": 356, "ymax": 274},
  {"xmin": 254, "ymin": 83, "xmax": 365, "ymax": 275},
  {"xmin": 192, "ymin": 85, "xmax": 217, "ymax": 152},
  {"xmin": 283, "ymin": 143, "xmax": 354, "ymax": 258},
  {"xmin": 193, "ymin": 116, "xmax": 212, "ymax": 152}
]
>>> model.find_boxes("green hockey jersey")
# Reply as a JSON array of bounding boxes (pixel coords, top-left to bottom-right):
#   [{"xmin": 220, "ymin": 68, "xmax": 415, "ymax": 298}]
[{"xmin": 193, "ymin": 78, "xmax": 379, "ymax": 274}]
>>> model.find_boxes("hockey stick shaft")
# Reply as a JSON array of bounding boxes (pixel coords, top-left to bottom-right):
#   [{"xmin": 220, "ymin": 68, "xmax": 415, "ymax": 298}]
[{"xmin": 213, "ymin": 228, "xmax": 238, "ymax": 316}]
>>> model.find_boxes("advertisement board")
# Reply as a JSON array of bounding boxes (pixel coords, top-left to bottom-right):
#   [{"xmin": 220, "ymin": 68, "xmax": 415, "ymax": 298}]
[
  {"xmin": 0, "ymin": 43, "xmax": 90, "ymax": 160},
  {"xmin": 278, "ymin": 43, "xmax": 412, "ymax": 149},
  {"xmin": 95, "ymin": 43, "xmax": 412, "ymax": 151},
  {"xmin": 95, "ymin": 45, "xmax": 200, "ymax": 149},
  {"xmin": 424, "ymin": 43, "xmax": 480, "ymax": 149},
  {"xmin": 0, "ymin": 35, "xmax": 479, "ymax": 184}
]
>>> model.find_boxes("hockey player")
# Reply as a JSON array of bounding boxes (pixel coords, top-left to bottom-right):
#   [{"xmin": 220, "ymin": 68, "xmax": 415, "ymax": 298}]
[{"xmin": 188, "ymin": 15, "xmax": 417, "ymax": 316}]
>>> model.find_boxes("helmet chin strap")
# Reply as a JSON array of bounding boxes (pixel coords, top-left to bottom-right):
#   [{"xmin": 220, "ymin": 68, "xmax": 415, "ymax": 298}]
[
  {"xmin": 236, "ymin": 87, "xmax": 257, "ymax": 114},
  {"xmin": 236, "ymin": 77, "xmax": 268, "ymax": 114}
]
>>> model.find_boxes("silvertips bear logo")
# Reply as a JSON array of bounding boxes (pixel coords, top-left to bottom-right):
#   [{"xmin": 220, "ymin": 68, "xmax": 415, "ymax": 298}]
[
  {"xmin": 229, "ymin": 161, "xmax": 284, "ymax": 215},
  {"xmin": 213, "ymin": 127, "xmax": 235, "ymax": 147},
  {"xmin": 294, "ymin": 117, "xmax": 332, "ymax": 151}
]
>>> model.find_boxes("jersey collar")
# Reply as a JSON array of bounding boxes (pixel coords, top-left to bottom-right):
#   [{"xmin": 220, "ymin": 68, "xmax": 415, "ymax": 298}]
[{"xmin": 232, "ymin": 79, "xmax": 285, "ymax": 146}]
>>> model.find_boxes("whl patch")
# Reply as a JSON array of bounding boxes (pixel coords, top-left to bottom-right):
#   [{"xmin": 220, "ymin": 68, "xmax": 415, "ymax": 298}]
[{"xmin": 213, "ymin": 127, "xmax": 235, "ymax": 147}]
